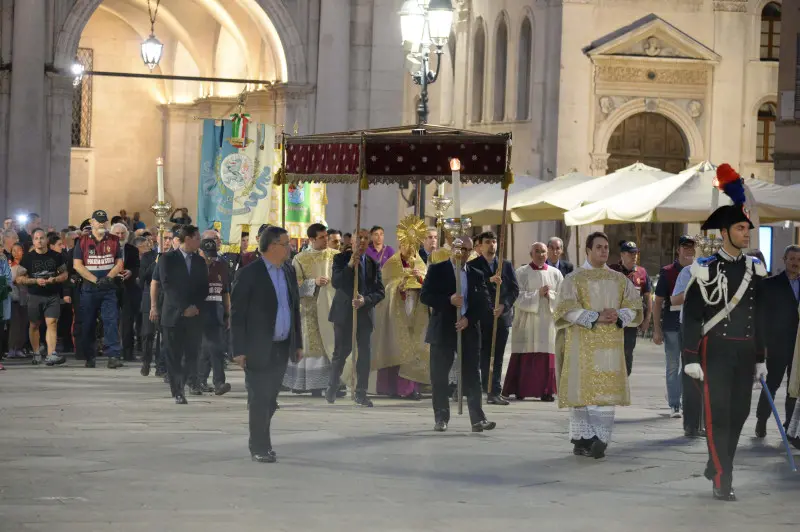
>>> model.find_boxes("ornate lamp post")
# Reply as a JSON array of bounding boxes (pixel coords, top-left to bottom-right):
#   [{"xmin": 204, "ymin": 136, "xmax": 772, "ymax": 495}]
[
  {"xmin": 141, "ymin": 0, "xmax": 164, "ymax": 71},
  {"xmin": 400, "ymin": 0, "xmax": 455, "ymax": 217}
]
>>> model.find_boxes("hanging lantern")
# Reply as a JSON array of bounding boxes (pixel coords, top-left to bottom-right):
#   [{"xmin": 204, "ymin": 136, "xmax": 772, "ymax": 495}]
[
  {"xmin": 141, "ymin": 0, "xmax": 163, "ymax": 70},
  {"xmin": 71, "ymin": 62, "xmax": 84, "ymax": 87}
]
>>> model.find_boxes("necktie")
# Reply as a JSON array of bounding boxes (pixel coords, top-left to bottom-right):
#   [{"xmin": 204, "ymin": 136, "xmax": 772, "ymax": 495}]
[{"xmin": 185, "ymin": 253, "xmax": 192, "ymax": 274}]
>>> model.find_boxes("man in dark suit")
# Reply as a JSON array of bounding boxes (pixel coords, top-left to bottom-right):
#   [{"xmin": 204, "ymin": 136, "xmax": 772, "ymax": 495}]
[
  {"xmin": 138, "ymin": 238, "xmax": 165, "ymax": 377},
  {"xmin": 154, "ymin": 225, "xmax": 208, "ymax": 404},
  {"xmin": 422, "ymin": 234, "xmax": 495, "ymax": 433},
  {"xmin": 469, "ymin": 231, "xmax": 519, "ymax": 404},
  {"xmin": 231, "ymin": 226, "xmax": 302, "ymax": 463},
  {"xmin": 546, "ymin": 236, "xmax": 574, "ymax": 277},
  {"xmin": 755, "ymin": 244, "xmax": 800, "ymax": 437},
  {"xmin": 325, "ymin": 228, "xmax": 385, "ymax": 407},
  {"xmin": 111, "ymin": 223, "xmax": 141, "ymax": 361}
]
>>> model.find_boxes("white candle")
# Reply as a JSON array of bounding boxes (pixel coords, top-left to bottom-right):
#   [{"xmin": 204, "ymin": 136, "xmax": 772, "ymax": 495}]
[
  {"xmin": 450, "ymin": 158, "xmax": 461, "ymax": 218},
  {"xmin": 156, "ymin": 157, "xmax": 165, "ymax": 202},
  {"xmin": 437, "ymin": 181, "xmax": 445, "ymax": 197}
]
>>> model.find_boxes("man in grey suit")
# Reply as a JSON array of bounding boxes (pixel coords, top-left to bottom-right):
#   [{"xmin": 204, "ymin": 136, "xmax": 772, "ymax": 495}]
[{"xmin": 231, "ymin": 226, "xmax": 302, "ymax": 463}]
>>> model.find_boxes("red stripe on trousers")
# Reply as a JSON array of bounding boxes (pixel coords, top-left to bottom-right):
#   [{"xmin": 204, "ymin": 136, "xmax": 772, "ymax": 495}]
[{"xmin": 701, "ymin": 336, "xmax": 723, "ymax": 488}]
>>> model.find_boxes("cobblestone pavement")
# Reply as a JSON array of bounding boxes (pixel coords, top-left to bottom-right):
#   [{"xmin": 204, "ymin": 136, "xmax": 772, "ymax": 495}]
[{"xmin": 0, "ymin": 340, "xmax": 798, "ymax": 532}]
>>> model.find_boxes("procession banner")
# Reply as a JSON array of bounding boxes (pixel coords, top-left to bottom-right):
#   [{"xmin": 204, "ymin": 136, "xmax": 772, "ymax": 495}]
[
  {"xmin": 283, "ymin": 183, "xmax": 328, "ymax": 239},
  {"xmin": 197, "ymin": 119, "xmax": 281, "ymax": 251}
]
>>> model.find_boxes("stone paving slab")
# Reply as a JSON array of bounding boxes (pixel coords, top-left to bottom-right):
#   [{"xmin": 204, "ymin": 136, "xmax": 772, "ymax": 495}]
[{"xmin": 0, "ymin": 341, "xmax": 798, "ymax": 532}]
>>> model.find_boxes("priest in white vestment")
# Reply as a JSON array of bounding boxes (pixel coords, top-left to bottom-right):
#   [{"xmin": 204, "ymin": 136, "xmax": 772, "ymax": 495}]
[
  {"xmin": 283, "ymin": 223, "xmax": 339, "ymax": 395},
  {"xmin": 553, "ymin": 232, "xmax": 642, "ymax": 459},
  {"xmin": 503, "ymin": 242, "xmax": 563, "ymax": 402}
]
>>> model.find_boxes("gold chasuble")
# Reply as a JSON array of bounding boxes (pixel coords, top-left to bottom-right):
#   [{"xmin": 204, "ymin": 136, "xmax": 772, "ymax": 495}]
[
  {"xmin": 292, "ymin": 247, "xmax": 339, "ymax": 359},
  {"xmin": 553, "ymin": 264, "xmax": 643, "ymax": 409}
]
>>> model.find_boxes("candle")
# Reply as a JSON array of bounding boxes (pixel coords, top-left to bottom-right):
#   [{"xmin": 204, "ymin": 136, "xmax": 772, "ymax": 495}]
[
  {"xmin": 450, "ymin": 158, "xmax": 461, "ymax": 218},
  {"xmin": 156, "ymin": 157, "xmax": 165, "ymax": 202}
]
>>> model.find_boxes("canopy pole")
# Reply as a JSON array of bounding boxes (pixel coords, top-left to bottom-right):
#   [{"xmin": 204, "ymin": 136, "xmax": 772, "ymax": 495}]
[
  {"xmin": 487, "ymin": 186, "xmax": 510, "ymax": 397},
  {"xmin": 351, "ymin": 134, "xmax": 366, "ymax": 400},
  {"xmin": 281, "ymin": 132, "xmax": 287, "ymax": 228}
]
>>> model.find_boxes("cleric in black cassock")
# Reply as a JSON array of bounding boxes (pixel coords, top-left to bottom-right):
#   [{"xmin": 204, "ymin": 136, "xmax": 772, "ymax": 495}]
[{"xmin": 681, "ymin": 163, "xmax": 768, "ymax": 502}]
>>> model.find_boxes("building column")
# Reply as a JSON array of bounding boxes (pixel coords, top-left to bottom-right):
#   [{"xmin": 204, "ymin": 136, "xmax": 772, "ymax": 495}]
[
  {"xmin": 315, "ymin": 0, "xmax": 354, "ymax": 234},
  {"xmin": 46, "ymin": 74, "xmax": 75, "ymax": 226},
  {"xmin": 5, "ymin": 0, "xmax": 47, "ymax": 220}
]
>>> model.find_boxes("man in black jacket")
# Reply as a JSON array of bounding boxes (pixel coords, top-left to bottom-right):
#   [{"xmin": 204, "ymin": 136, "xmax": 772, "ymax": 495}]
[
  {"xmin": 422, "ymin": 234, "xmax": 495, "ymax": 433},
  {"xmin": 546, "ymin": 236, "xmax": 574, "ymax": 277},
  {"xmin": 111, "ymin": 223, "xmax": 140, "ymax": 361},
  {"xmin": 325, "ymin": 228, "xmax": 385, "ymax": 407},
  {"xmin": 154, "ymin": 225, "xmax": 208, "ymax": 404},
  {"xmin": 755, "ymin": 244, "xmax": 800, "ymax": 437},
  {"xmin": 138, "ymin": 238, "xmax": 165, "ymax": 377},
  {"xmin": 231, "ymin": 226, "xmax": 302, "ymax": 463},
  {"xmin": 469, "ymin": 231, "xmax": 519, "ymax": 404}
]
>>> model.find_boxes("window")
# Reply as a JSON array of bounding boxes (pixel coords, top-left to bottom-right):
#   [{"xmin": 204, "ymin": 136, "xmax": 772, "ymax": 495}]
[
  {"xmin": 757, "ymin": 102, "xmax": 776, "ymax": 162},
  {"xmin": 516, "ymin": 18, "xmax": 532, "ymax": 120},
  {"xmin": 760, "ymin": 2, "xmax": 781, "ymax": 61},
  {"xmin": 472, "ymin": 23, "xmax": 485, "ymax": 122},
  {"xmin": 71, "ymin": 47, "xmax": 93, "ymax": 148},
  {"xmin": 493, "ymin": 18, "xmax": 508, "ymax": 121}
]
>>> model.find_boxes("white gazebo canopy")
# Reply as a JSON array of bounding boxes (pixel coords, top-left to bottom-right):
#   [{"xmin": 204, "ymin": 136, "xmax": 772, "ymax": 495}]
[
  {"xmin": 564, "ymin": 161, "xmax": 800, "ymax": 226},
  {"xmin": 511, "ymin": 162, "xmax": 673, "ymax": 223},
  {"xmin": 459, "ymin": 175, "xmax": 543, "ymax": 226}
]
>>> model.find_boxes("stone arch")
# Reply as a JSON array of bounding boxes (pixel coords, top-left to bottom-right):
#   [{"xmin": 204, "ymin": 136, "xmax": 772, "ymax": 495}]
[
  {"xmin": 593, "ymin": 98, "xmax": 705, "ymax": 168},
  {"xmin": 54, "ymin": 0, "xmax": 307, "ymax": 83}
]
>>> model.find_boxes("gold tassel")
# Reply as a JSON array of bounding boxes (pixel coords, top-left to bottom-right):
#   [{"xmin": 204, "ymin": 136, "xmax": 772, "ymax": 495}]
[
  {"xmin": 502, "ymin": 170, "xmax": 514, "ymax": 190},
  {"xmin": 359, "ymin": 168, "xmax": 369, "ymax": 190},
  {"xmin": 321, "ymin": 184, "xmax": 328, "ymax": 205},
  {"xmin": 274, "ymin": 167, "xmax": 285, "ymax": 186}
]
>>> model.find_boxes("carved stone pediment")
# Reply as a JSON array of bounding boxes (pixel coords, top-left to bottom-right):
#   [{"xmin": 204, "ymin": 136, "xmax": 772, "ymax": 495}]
[{"xmin": 585, "ymin": 14, "xmax": 720, "ymax": 64}]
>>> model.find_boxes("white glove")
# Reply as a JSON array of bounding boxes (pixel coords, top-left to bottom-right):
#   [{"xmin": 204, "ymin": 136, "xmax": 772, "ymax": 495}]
[
  {"xmin": 754, "ymin": 363, "xmax": 768, "ymax": 386},
  {"xmin": 684, "ymin": 363, "xmax": 704, "ymax": 381}
]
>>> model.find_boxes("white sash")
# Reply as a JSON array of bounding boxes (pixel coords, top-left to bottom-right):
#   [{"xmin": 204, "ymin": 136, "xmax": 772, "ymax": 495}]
[{"xmin": 701, "ymin": 258, "xmax": 752, "ymax": 336}]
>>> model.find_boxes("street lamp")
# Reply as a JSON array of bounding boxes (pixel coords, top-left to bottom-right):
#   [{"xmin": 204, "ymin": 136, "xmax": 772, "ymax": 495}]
[
  {"xmin": 400, "ymin": 0, "xmax": 454, "ymax": 125},
  {"xmin": 141, "ymin": 0, "xmax": 163, "ymax": 70},
  {"xmin": 399, "ymin": 0, "xmax": 454, "ymax": 218}
]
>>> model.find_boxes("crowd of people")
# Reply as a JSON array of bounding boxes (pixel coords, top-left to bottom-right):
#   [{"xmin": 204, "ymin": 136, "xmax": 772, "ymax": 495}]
[{"xmin": 2, "ymin": 163, "xmax": 798, "ymax": 501}]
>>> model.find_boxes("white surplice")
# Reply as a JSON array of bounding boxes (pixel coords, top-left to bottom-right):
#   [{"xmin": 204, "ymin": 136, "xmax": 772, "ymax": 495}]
[{"xmin": 510, "ymin": 263, "xmax": 563, "ymax": 355}]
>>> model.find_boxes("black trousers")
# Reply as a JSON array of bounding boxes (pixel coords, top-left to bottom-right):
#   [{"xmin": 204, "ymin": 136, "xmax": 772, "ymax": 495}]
[
  {"xmin": 246, "ymin": 342, "xmax": 289, "ymax": 455},
  {"xmin": 430, "ymin": 329, "xmax": 485, "ymax": 425},
  {"xmin": 479, "ymin": 318, "xmax": 509, "ymax": 395},
  {"xmin": 119, "ymin": 288, "xmax": 137, "ymax": 360},
  {"xmin": 71, "ymin": 290, "xmax": 84, "ymax": 358},
  {"xmin": 57, "ymin": 302, "xmax": 74, "ymax": 352},
  {"xmin": 141, "ymin": 331, "xmax": 167, "ymax": 374},
  {"xmin": 623, "ymin": 327, "xmax": 638, "ymax": 376},
  {"xmin": 329, "ymin": 321, "xmax": 372, "ymax": 393},
  {"xmin": 682, "ymin": 353, "xmax": 703, "ymax": 431},
  {"xmin": 161, "ymin": 317, "xmax": 202, "ymax": 397},
  {"xmin": 198, "ymin": 325, "xmax": 226, "ymax": 387},
  {"xmin": 756, "ymin": 350, "xmax": 796, "ymax": 426},
  {"xmin": 700, "ymin": 335, "xmax": 756, "ymax": 489}
]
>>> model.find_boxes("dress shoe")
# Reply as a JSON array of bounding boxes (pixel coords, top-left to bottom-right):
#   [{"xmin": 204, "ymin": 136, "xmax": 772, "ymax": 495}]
[
  {"xmin": 188, "ymin": 386, "xmax": 203, "ymax": 396},
  {"xmin": 140, "ymin": 363, "xmax": 151, "ymax": 377},
  {"xmin": 712, "ymin": 486, "xmax": 736, "ymax": 502},
  {"xmin": 684, "ymin": 427, "xmax": 705, "ymax": 439},
  {"xmin": 251, "ymin": 452, "xmax": 277, "ymax": 463},
  {"xmin": 487, "ymin": 394, "xmax": 510, "ymax": 405},
  {"xmin": 336, "ymin": 389, "xmax": 347, "ymax": 398},
  {"xmin": 85, "ymin": 359, "xmax": 96, "ymax": 368},
  {"xmin": 404, "ymin": 391, "xmax": 422, "ymax": 401},
  {"xmin": 471, "ymin": 420, "xmax": 497, "ymax": 432},
  {"xmin": 214, "ymin": 383, "xmax": 231, "ymax": 396},
  {"xmin": 589, "ymin": 439, "xmax": 607, "ymax": 459},
  {"xmin": 354, "ymin": 393, "xmax": 374, "ymax": 408},
  {"xmin": 107, "ymin": 358, "xmax": 124, "ymax": 369},
  {"xmin": 311, "ymin": 389, "xmax": 323, "ymax": 398},
  {"xmin": 154, "ymin": 369, "xmax": 165, "ymax": 377},
  {"xmin": 199, "ymin": 383, "xmax": 215, "ymax": 393},
  {"xmin": 433, "ymin": 421, "xmax": 448, "ymax": 432},
  {"xmin": 789, "ymin": 436, "xmax": 800, "ymax": 450},
  {"xmin": 174, "ymin": 395, "xmax": 188, "ymax": 405},
  {"xmin": 541, "ymin": 395, "xmax": 555, "ymax": 402},
  {"xmin": 325, "ymin": 386, "xmax": 337, "ymax": 404},
  {"xmin": 573, "ymin": 443, "xmax": 591, "ymax": 456},
  {"xmin": 755, "ymin": 418, "xmax": 767, "ymax": 438}
]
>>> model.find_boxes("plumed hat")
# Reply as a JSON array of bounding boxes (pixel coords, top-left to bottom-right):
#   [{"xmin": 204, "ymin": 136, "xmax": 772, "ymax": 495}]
[{"xmin": 701, "ymin": 164, "xmax": 753, "ymax": 231}]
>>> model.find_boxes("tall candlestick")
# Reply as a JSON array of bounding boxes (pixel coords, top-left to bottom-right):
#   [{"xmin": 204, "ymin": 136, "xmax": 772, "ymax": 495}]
[
  {"xmin": 437, "ymin": 181, "xmax": 445, "ymax": 197},
  {"xmin": 156, "ymin": 157, "xmax": 165, "ymax": 202},
  {"xmin": 450, "ymin": 158, "xmax": 461, "ymax": 218}
]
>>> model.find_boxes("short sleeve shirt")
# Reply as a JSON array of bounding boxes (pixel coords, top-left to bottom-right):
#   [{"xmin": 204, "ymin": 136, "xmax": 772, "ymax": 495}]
[
  {"xmin": 655, "ymin": 261, "xmax": 684, "ymax": 332},
  {"xmin": 20, "ymin": 250, "xmax": 66, "ymax": 297}
]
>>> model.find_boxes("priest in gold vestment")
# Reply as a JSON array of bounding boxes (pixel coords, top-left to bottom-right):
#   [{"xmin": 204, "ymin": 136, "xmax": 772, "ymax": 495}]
[
  {"xmin": 372, "ymin": 216, "xmax": 430, "ymax": 398},
  {"xmin": 283, "ymin": 223, "xmax": 339, "ymax": 395},
  {"xmin": 553, "ymin": 232, "xmax": 642, "ymax": 459}
]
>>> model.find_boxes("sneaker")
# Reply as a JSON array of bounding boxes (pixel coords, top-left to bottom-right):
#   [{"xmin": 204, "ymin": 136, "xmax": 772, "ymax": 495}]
[
  {"xmin": 353, "ymin": 393, "xmax": 374, "ymax": 408},
  {"xmin": 45, "ymin": 353, "xmax": 66, "ymax": 366},
  {"xmin": 670, "ymin": 408, "xmax": 682, "ymax": 419},
  {"xmin": 107, "ymin": 358, "xmax": 124, "ymax": 369},
  {"xmin": 32, "ymin": 354, "xmax": 41, "ymax": 365}
]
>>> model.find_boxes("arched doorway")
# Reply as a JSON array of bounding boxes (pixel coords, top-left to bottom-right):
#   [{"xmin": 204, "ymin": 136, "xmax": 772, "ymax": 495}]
[{"xmin": 605, "ymin": 112, "xmax": 689, "ymax": 273}]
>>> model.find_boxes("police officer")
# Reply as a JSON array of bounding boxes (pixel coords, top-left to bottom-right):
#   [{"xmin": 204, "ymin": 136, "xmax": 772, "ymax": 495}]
[
  {"xmin": 610, "ymin": 241, "xmax": 652, "ymax": 376},
  {"xmin": 681, "ymin": 164, "xmax": 768, "ymax": 502},
  {"xmin": 197, "ymin": 238, "xmax": 231, "ymax": 395}
]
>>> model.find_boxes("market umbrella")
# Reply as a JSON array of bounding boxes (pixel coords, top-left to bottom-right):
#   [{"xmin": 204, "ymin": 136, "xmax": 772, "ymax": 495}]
[
  {"xmin": 511, "ymin": 162, "xmax": 672, "ymax": 222},
  {"xmin": 564, "ymin": 161, "xmax": 800, "ymax": 226},
  {"xmin": 460, "ymin": 175, "xmax": 542, "ymax": 225}
]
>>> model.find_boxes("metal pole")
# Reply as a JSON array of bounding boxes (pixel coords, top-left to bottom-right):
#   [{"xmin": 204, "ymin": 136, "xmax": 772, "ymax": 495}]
[
  {"xmin": 487, "ymin": 187, "xmax": 510, "ymax": 396},
  {"xmin": 415, "ymin": 53, "xmax": 430, "ymax": 220},
  {"xmin": 454, "ymin": 237, "xmax": 464, "ymax": 416},
  {"xmin": 351, "ymin": 186, "xmax": 362, "ymax": 400}
]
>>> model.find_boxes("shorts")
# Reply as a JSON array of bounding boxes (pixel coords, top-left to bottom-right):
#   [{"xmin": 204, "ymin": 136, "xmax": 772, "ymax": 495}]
[{"xmin": 27, "ymin": 294, "xmax": 62, "ymax": 323}]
